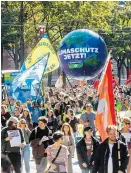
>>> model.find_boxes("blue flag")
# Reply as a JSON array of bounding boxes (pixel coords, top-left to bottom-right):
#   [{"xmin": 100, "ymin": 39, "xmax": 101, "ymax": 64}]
[{"xmin": 11, "ymin": 53, "xmax": 49, "ymax": 102}]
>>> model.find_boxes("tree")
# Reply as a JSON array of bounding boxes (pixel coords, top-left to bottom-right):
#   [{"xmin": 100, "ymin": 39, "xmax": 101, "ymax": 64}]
[{"xmin": 1, "ymin": 1, "xmax": 131, "ymax": 83}]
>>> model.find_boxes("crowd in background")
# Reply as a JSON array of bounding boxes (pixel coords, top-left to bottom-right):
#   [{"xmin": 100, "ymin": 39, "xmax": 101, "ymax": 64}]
[{"xmin": 1, "ymin": 84, "xmax": 131, "ymax": 173}]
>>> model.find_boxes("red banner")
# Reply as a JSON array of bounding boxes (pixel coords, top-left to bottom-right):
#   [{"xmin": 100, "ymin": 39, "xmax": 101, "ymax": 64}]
[{"xmin": 95, "ymin": 55, "xmax": 116, "ymax": 141}]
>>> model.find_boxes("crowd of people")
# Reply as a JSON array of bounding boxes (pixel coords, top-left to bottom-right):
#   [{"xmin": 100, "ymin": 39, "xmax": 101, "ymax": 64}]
[{"xmin": 1, "ymin": 84, "xmax": 131, "ymax": 173}]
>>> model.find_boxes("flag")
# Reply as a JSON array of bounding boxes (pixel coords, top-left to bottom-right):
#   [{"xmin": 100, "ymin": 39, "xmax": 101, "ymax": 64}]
[
  {"xmin": 21, "ymin": 33, "xmax": 59, "ymax": 74},
  {"xmin": 12, "ymin": 53, "xmax": 49, "ymax": 92},
  {"xmin": 55, "ymin": 75, "xmax": 63, "ymax": 88},
  {"xmin": 95, "ymin": 54, "xmax": 116, "ymax": 141},
  {"xmin": 126, "ymin": 69, "xmax": 131, "ymax": 85}
]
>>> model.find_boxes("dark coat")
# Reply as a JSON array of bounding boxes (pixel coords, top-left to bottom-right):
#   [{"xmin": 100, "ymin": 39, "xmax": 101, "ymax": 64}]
[
  {"xmin": 92, "ymin": 138, "xmax": 129, "ymax": 173},
  {"xmin": 76, "ymin": 136, "xmax": 99, "ymax": 169},
  {"xmin": 118, "ymin": 131, "xmax": 126, "ymax": 143},
  {"xmin": 30, "ymin": 138, "xmax": 45, "ymax": 164}
]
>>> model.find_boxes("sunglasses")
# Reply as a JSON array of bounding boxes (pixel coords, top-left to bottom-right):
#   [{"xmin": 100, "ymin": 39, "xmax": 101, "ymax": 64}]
[{"xmin": 125, "ymin": 122, "xmax": 130, "ymax": 125}]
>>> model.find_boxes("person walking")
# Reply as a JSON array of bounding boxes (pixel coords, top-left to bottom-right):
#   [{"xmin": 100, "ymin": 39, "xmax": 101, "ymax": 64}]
[
  {"xmin": 31, "ymin": 101, "xmax": 42, "ymax": 128},
  {"xmin": 46, "ymin": 131, "xmax": 69, "ymax": 173},
  {"xmin": 65, "ymin": 109, "xmax": 78, "ymax": 138},
  {"xmin": 92, "ymin": 125, "xmax": 129, "ymax": 173},
  {"xmin": 47, "ymin": 110, "xmax": 58, "ymax": 135},
  {"xmin": 76, "ymin": 126, "xmax": 99, "ymax": 173},
  {"xmin": 1, "ymin": 104, "xmax": 11, "ymax": 127},
  {"xmin": 29, "ymin": 116, "xmax": 52, "ymax": 173},
  {"xmin": 61, "ymin": 123, "xmax": 75, "ymax": 173},
  {"xmin": 1, "ymin": 117, "xmax": 25, "ymax": 173},
  {"xmin": 80, "ymin": 103, "xmax": 96, "ymax": 134},
  {"xmin": 20, "ymin": 108, "xmax": 33, "ymax": 131},
  {"xmin": 19, "ymin": 119, "xmax": 31, "ymax": 173},
  {"xmin": 120, "ymin": 117, "xmax": 131, "ymax": 173}
]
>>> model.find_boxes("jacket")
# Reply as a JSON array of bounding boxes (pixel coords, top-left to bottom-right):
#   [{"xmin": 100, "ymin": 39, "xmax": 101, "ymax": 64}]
[
  {"xmin": 1, "ymin": 127, "xmax": 25, "ymax": 153},
  {"xmin": 92, "ymin": 138, "xmax": 129, "ymax": 173},
  {"xmin": 30, "ymin": 138, "xmax": 45, "ymax": 164},
  {"xmin": 76, "ymin": 136, "xmax": 99, "ymax": 169},
  {"xmin": 29, "ymin": 126, "xmax": 54, "ymax": 159}
]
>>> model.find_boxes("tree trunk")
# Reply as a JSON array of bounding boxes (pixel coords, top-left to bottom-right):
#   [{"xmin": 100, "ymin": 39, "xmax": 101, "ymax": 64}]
[
  {"xmin": 20, "ymin": 2, "xmax": 24, "ymax": 67},
  {"xmin": 1, "ymin": 45, "xmax": 3, "ymax": 70},
  {"xmin": 14, "ymin": 40, "xmax": 19, "ymax": 69},
  {"xmin": 118, "ymin": 66, "xmax": 121, "ymax": 85}
]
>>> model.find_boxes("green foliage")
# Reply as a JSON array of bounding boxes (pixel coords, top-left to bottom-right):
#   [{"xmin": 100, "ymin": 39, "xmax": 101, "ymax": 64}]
[{"xmin": 1, "ymin": 1, "xmax": 131, "ymax": 70}]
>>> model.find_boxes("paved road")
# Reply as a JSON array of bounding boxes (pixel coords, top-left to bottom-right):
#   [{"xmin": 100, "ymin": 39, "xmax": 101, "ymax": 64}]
[{"xmin": 23, "ymin": 150, "xmax": 81, "ymax": 173}]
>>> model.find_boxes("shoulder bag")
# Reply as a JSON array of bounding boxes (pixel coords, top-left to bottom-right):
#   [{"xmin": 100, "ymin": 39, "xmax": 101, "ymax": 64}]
[{"xmin": 44, "ymin": 145, "xmax": 62, "ymax": 173}]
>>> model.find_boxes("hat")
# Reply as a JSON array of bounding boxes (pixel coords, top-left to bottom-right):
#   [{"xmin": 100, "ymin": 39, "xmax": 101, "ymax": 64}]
[
  {"xmin": 8, "ymin": 117, "xmax": 19, "ymax": 123},
  {"xmin": 83, "ymin": 126, "xmax": 93, "ymax": 132}
]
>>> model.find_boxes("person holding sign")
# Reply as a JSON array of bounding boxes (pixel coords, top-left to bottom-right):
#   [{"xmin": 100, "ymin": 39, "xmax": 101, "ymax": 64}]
[{"xmin": 1, "ymin": 117, "xmax": 25, "ymax": 173}]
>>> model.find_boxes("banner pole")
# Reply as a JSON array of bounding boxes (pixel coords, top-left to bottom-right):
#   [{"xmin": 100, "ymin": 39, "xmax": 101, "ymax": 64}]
[{"xmin": 35, "ymin": 53, "xmax": 50, "ymax": 102}]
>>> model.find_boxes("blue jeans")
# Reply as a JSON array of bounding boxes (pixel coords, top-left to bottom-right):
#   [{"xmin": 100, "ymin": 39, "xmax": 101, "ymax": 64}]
[
  {"xmin": 21, "ymin": 144, "xmax": 30, "ymax": 173},
  {"xmin": 82, "ymin": 167, "xmax": 92, "ymax": 173},
  {"xmin": 81, "ymin": 156, "xmax": 93, "ymax": 173}
]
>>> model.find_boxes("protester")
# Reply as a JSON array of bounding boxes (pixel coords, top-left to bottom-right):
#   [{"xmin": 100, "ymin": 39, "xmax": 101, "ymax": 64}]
[
  {"xmin": 76, "ymin": 126, "xmax": 99, "ymax": 173},
  {"xmin": 92, "ymin": 125, "xmax": 129, "ymax": 173},
  {"xmin": 80, "ymin": 103, "xmax": 96, "ymax": 134},
  {"xmin": 14, "ymin": 106, "xmax": 21, "ymax": 119},
  {"xmin": 15, "ymin": 101, "xmax": 23, "ymax": 113},
  {"xmin": 47, "ymin": 110, "xmax": 58, "ymax": 134},
  {"xmin": 9, "ymin": 98, "xmax": 15, "ymax": 112},
  {"xmin": 29, "ymin": 116, "xmax": 52, "ymax": 173},
  {"xmin": 1, "ymin": 154, "xmax": 11, "ymax": 173},
  {"xmin": 1, "ymin": 117, "xmax": 25, "ymax": 173},
  {"xmin": 1, "ymin": 105, "xmax": 11, "ymax": 127},
  {"xmin": 20, "ymin": 108, "xmax": 33, "ymax": 130},
  {"xmin": 1, "ymin": 83, "xmax": 131, "ymax": 173},
  {"xmin": 120, "ymin": 117, "xmax": 131, "ymax": 173},
  {"xmin": 26, "ymin": 99, "xmax": 32, "ymax": 112},
  {"xmin": 66, "ymin": 109, "xmax": 78, "ymax": 137},
  {"xmin": 46, "ymin": 131, "xmax": 69, "ymax": 173},
  {"xmin": 61, "ymin": 123, "xmax": 75, "ymax": 173},
  {"xmin": 31, "ymin": 101, "xmax": 42, "ymax": 128},
  {"xmin": 54, "ymin": 103, "xmax": 61, "ymax": 122},
  {"xmin": 19, "ymin": 119, "xmax": 31, "ymax": 173}
]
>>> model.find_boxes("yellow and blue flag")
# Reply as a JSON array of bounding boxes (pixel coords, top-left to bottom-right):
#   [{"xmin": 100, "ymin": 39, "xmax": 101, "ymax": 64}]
[
  {"xmin": 12, "ymin": 53, "xmax": 49, "ymax": 92},
  {"xmin": 21, "ymin": 34, "xmax": 59, "ymax": 74}
]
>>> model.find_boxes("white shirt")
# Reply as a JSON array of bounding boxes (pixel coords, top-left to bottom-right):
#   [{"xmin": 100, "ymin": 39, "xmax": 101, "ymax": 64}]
[
  {"xmin": 122, "ymin": 132, "xmax": 131, "ymax": 144},
  {"xmin": 108, "ymin": 144, "xmax": 114, "ymax": 173}
]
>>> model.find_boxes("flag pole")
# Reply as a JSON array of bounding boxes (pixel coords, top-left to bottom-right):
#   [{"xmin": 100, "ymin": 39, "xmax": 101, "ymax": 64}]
[
  {"xmin": 63, "ymin": 71, "xmax": 79, "ymax": 102},
  {"xmin": 35, "ymin": 53, "xmax": 50, "ymax": 103}
]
